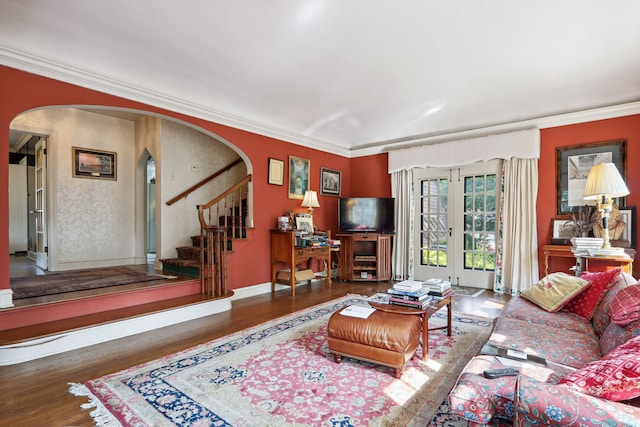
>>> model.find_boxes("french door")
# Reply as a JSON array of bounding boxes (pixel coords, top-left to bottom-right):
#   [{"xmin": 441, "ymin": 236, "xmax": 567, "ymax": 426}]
[
  {"xmin": 414, "ymin": 161, "xmax": 499, "ymax": 288},
  {"xmin": 34, "ymin": 137, "xmax": 48, "ymax": 270}
]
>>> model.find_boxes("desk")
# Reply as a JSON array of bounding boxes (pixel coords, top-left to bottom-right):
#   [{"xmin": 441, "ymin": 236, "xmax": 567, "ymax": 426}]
[
  {"xmin": 271, "ymin": 230, "xmax": 331, "ymax": 296},
  {"xmin": 542, "ymin": 245, "xmax": 634, "ymax": 276}
]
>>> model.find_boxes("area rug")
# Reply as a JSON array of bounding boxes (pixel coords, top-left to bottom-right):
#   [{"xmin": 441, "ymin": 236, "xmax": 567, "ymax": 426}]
[
  {"xmin": 10, "ymin": 267, "xmax": 175, "ymax": 299},
  {"xmin": 69, "ymin": 295, "xmax": 492, "ymax": 426}
]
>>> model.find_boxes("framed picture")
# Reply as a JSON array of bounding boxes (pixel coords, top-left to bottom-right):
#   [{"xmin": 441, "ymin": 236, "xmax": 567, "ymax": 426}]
[
  {"xmin": 268, "ymin": 158, "xmax": 284, "ymax": 185},
  {"xmin": 320, "ymin": 167, "xmax": 341, "ymax": 196},
  {"xmin": 72, "ymin": 146, "xmax": 117, "ymax": 180},
  {"xmin": 618, "ymin": 206, "xmax": 635, "ymax": 248},
  {"xmin": 551, "ymin": 218, "xmax": 576, "ymax": 241},
  {"xmin": 295, "ymin": 216, "xmax": 314, "ymax": 232},
  {"xmin": 288, "ymin": 156, "xmax": 310, "ymax": 199},
  {"xmin": 556, "ymin": 139, "xmax": 626, "ymax": 215}
]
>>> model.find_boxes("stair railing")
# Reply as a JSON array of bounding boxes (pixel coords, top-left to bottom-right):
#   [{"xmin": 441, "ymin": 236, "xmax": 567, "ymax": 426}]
[
  {"xmin": 166, "ymin": 158, "xmax": 243, "ymax": 206},
  {"xmin": 196, "ymin": 174, "xmax": 252, "ymax": 296}
]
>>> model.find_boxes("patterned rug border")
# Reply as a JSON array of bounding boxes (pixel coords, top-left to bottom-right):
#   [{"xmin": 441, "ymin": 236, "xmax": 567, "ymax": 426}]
[{"xmin": 70, "ymin": 294, "xmax": 491, "ymax": 426}]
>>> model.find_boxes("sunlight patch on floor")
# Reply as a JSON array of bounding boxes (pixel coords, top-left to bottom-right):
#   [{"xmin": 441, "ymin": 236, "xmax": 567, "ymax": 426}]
[{"xmin": 384, "ymin": 367, "xmax": 430, "ymax": 405}]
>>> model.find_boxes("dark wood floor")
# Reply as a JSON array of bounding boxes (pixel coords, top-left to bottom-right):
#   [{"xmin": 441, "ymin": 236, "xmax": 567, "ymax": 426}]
[{"xmin": 1, "ymin": 278, "xmax": 510, "ymax": 426}]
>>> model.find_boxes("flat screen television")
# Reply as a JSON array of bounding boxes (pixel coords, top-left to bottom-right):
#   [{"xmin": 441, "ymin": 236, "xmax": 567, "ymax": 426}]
[{"xmin": 338, "ymin": 197, "xmax": 395, "ymax": 234}]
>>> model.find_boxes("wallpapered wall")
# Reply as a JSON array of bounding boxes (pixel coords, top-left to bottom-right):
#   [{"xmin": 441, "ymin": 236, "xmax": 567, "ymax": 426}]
[{"xmin": 11, "ymin": 108, "xmax": 136, "ymax": 271}]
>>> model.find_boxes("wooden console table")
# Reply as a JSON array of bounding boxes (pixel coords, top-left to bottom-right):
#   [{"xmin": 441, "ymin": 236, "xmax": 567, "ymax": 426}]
[
  {"xmin": 542, "ymin": 245, "xmax": 634, "ymax": 276},
  {"xmin": 270, "ymin": 230, "xmax": 332, "ymax": 296}
]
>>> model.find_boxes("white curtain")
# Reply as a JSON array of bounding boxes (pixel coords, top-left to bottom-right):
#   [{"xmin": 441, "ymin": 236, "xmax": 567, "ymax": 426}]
[
  {"xmin": 494, "ymin": 158, "xmax": 539, "ymax": 295},
  {"xmin": 391, "ymin": 169, "xmax": 414, "ymax": 280}
]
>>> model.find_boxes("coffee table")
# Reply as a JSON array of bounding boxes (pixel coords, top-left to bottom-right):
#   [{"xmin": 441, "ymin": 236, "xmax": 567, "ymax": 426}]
[{"xmin": 370, "ymin": 294, "xmax": 452, "ymax": 360}]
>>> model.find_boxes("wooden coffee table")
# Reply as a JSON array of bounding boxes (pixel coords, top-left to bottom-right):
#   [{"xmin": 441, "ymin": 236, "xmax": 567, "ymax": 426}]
[{"xmin": 370, "ymin": 294, "xmax": 452, "ymax": 360}]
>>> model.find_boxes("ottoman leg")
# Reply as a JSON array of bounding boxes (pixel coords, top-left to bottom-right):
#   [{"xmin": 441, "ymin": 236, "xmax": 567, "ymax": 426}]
[
  {"xmin": 333, "ymin": 354, "xmax": 343, "ymax": 363},
  {"xmin": 393, "ymin": 368, "xmax": 402, "ymax": 379}
]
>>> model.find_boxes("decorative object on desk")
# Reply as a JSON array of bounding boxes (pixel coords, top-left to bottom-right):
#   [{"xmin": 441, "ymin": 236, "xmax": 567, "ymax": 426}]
[
  {"xmin": 583, "ymin": 162, "xmax": 630, "ymax": 253},
  {"xmin": 569, "ymin": 205, "xmax": 599, "ymax": 237},
  {"xmin": 277, "ymin": 215, "xmax": 289, "ymax": 231},
  {"xmin": 295, "ymin": 215, "xmax": 313, "ymax": 232},
  {"xmin": 320, "ymin": 167, "xmax": 341, "ymax": 196},
  {"xmin": 618, "ymin": 206, "xmax": 635, "ymax": 248},
  {"xmin": 267, "ymin": 157, "xmax": 284, "ymax": 185},
  {"xmin": 556, "ymin": 139, "xmax": 626, "ymax": 215},
  {"xmin": 301, "ymin": 189, "xmax": 320, "ymax": 215},
  {"xmin": 72, "ymin": 146, "xmax": 117, "ymax": 180},
  {"xmin": 288, "ymin": 155, "xmax": 310, "ymax": 199}
]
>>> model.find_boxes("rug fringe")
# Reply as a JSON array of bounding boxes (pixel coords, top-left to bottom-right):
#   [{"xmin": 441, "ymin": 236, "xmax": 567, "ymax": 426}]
[{"xmin": 68, "ymin": 383, "xmax": 123, "ymax": 427}]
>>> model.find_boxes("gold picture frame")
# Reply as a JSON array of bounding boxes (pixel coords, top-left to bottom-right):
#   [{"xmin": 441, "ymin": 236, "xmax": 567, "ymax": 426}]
[
  {"xmin": 72, "ymin": 146, "xmax": 117, "ymax": 180},
  {"xmin": 288, "ymin": 156, "xmax": 310, "ymax": 199}
]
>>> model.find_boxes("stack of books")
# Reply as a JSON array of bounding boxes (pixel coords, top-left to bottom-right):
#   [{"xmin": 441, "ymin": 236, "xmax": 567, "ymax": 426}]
[
  {"xmin": 570, "ymin": 237, "xmax": 604, "ymax": 255},
  {"xmin": 387, "ymin": 280, "xmax": 433, "ymax": 309},
  {"xmin": 423, "ymin": 278, "xmax": 452, "ymax": 300}
]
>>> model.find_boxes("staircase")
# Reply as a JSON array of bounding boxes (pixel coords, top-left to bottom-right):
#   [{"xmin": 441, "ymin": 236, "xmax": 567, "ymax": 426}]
[{"xmin": 161, "ymin": 175, "xmax": 252, "ymax": 295}]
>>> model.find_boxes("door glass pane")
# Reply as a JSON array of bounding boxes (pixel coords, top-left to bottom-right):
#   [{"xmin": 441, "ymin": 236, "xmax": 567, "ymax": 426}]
[
  {"xmin": 462, "ymin": 174, "xmax": 497, "ymax": 271},
  {"xmin": 420, "ymin": 178, "xmax": 448, "ymax": 267}
]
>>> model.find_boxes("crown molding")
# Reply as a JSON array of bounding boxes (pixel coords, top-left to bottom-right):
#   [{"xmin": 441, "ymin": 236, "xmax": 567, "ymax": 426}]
[
  {"xmin": 353, "ymin": 101, "xmax": 640, "ymax": 157},
  {"xmin": 0, "ymin": 46, "xmax": 351, "ymax": 157},
  {"xmin": 3, "ymin": 46, "xmax": 639, "ymax": 160}
]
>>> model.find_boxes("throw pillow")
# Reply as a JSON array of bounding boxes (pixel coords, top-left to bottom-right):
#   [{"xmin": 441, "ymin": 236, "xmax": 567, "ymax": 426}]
[
  {"xmin": 607, "ymin": 284, "xmax": 640, "ymax": 326},
  {"xmin": 565, "ymin": 268, "xmax": 621, "ymax": 319},
  {"xmin": 521, "ymin": 272, "xmax": 590, "ymax": 312},
  {"xmin": 559, "ymin": 335, "xmax": 640, "ymax": 401}
]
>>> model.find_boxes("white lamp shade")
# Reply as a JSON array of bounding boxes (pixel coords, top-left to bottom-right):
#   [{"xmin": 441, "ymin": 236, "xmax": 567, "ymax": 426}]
[
  {"xmin": 301, "ymin": 190, "xmax": 320, "ymax": 208},
  {"xmin": 583, "ymin": 163, "xmax": 629, "ymax": 200}
]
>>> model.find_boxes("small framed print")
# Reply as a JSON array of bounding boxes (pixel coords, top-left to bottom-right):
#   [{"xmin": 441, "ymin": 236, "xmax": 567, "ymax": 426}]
[
  {"xmin": 619, "ymin": 206, "xmax": 635, "ymax": 248},
  {"xmin": 320, "ymin": 167, "xmax": 341, "ymax": 196},
  {"xmin": 268, "ymin": 158, "xmax": 284, "ymax": 185},
  {"xmin": 295, "ymin": 216, "xmax": 314, "ymax": 232},
  {"xmin": 72, "ymin": 146, "xmax": 117, "ymax": 180}
]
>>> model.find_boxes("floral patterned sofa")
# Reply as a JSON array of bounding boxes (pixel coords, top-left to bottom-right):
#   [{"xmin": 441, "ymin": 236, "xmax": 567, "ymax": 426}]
[{"xmin": 448, "ymin": 268, "xmax": 640, "ymax": 426}]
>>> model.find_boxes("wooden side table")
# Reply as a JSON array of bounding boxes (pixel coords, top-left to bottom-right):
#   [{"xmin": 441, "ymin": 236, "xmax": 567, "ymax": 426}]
[{"xmin": 542, "ymin": 245, "xmax": 634, "ymax": 276}]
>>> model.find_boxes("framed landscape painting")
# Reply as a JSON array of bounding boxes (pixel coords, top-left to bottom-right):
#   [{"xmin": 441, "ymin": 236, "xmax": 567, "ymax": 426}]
[{"xmin": 72, "ymin": 146, "xmax": 117, "ymax": 180}]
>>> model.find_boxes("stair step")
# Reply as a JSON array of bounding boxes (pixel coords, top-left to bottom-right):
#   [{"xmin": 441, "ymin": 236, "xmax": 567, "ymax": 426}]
[{"xmin": 162, "ymin": 258, "xmax": 200, "ymax": 277}]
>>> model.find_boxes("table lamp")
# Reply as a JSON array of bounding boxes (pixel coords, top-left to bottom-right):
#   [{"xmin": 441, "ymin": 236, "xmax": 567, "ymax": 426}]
[
  {"xmin": 582, "ymin": 162, "xmax": 629, "ymax": 252},
  {"xmin": 301, "ymin": 190, "xmax": 320, "ymax": 215}
]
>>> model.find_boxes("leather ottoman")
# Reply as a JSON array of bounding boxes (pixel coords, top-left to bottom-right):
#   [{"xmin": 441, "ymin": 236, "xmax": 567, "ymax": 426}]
[{"xmin": 327, "ymin": 307, "xmax": 422, "ymax": 378}]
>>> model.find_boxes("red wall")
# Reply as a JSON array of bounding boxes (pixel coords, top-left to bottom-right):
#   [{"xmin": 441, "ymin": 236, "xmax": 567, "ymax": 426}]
[
  {"xmin": 538, "ymin": 115, "xmax": 640, "ymax": 277},
  {"xmin": 0, "ymin": 66, "xmax": 387, "ymax": 296}
]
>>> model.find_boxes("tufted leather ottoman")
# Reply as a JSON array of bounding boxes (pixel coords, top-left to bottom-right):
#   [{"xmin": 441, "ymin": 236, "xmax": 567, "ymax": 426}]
[{"xmin": 327, "ymin": 307, "xmax": 422, "ymax": 378}]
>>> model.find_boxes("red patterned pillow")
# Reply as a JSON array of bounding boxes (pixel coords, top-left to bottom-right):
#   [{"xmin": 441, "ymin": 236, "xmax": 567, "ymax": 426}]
[
  {"xmin": 565, "ymin": 268, "xmax": 621, "ymax": 319},
  {"xmin": 559, "ymin": 335, "xmax": 640, "ymax": 401},
  {"xmin": 607, "ymin": 284, "xmax": 640, "ymax": 326}
]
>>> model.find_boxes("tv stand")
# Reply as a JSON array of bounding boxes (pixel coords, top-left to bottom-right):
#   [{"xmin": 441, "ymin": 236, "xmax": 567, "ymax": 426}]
[{"xmin": 337, "ymin": 233, "xmax": 392, "ymax": 282}]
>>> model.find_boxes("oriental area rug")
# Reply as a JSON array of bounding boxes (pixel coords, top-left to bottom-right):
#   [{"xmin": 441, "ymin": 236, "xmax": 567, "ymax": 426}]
[
  {"xmin": 69, "ymin": 295, "xmax": 491, "ymax": 426},
  {"xmin": 10, "ymin": 266, "xmax": 176, "ymax": 299}
]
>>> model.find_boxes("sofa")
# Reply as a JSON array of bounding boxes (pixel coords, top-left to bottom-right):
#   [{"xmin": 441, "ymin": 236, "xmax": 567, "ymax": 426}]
[{"xmin": 448, "ymin": 268, "xmax": 640, "ymax": 426}]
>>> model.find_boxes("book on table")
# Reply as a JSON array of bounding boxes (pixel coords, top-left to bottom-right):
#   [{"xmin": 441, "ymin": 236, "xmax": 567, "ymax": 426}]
[
  {"xmin": 428, "ymin": 288, "xmax": 453, "ymax": 297},
  {"xmin": 392, "ymin": 280, "xmax": 423, "ymax": 292},
  {"xmin": 389, "ymin": 296, "xmax": 433, "ymax": 309},
  {"xmin": 423, "ymin": 278, "xmax": 451, "ymax": 292},
  {"xmin": 387, "ymin": 286, "xmax": 431, "ymax": 300}
]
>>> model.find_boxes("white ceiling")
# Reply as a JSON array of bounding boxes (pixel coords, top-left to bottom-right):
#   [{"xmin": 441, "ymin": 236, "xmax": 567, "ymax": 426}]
[{"xmin": 2, "ymin": 0, "xmax": 640, "ymax": 157}]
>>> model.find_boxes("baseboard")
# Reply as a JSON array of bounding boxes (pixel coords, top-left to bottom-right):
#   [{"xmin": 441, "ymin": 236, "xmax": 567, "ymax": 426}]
[
  {"xmin": 0, "ymin": 288, "xmax": 14, "ymax": 308},
  {"xmin": 230, "ymin": 280, "xmax": 323, "ymax": 300},
  {"xmin": 0, "ymin": 297, "xmax": 231, "ymax": 366}
]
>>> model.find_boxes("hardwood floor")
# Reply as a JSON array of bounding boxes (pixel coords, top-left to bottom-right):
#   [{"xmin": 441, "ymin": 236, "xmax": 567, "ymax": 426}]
[{"xmin": 1, "ymin": 279, "xmax": 510, "ymax": 426}]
